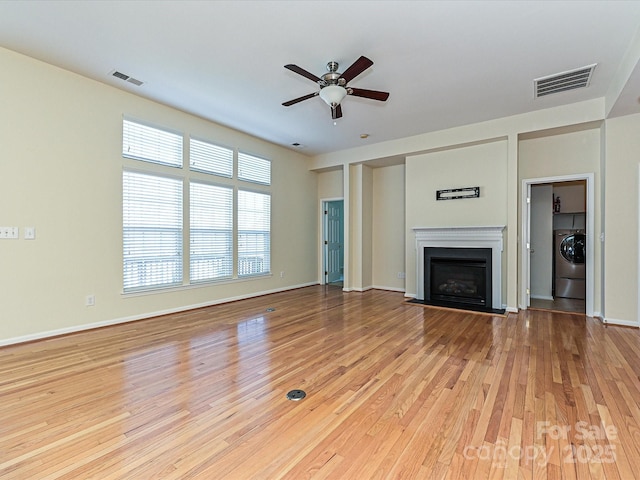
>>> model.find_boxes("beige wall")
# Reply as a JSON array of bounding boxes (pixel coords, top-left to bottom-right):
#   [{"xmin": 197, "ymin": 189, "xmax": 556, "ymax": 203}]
[
  {"xmin": 312, "ymin": 101, "xmax": 608, "ymax": 312},
  {"xmin": 314, "ymin": 116, "xmax": 640, "ymax": 325},
  {"xmin": 372, "ymin": 165, "xmax": 406, "ymax": 291},
  {"xmin": 518, "ymin": 126, "xmax": 602, "ymax": 315},
  {"xmin": 318, "ymin": 168, "xmax": 343, "ymax": 199},
  {"xmin": 313, "ymin": 107, "xmax": 640, "ymax": 324},
  {"xmin": 554, "ymin": 183, "xmax": 586, "ymax": 213},
  {"xmin": 0, "ymin": 47, "xmax": 318, "ymax": 344},
  {"xmin": 404, "ymin": 140, "xmax": 509, "ymax": 298},
  {"xmin": 603, "ymin": 113, "xmax": 640, "ymax": 324},
  {"xmin": 348, "ymin": 164, "xmax": 373, "ymax": 291},
  {"xmin": 318, "ymin": 164, "xmax": 404, "ymax": 292},
  {"xmin": 317, "ymin": 168, "xmax": 344, "ymax": 285},
  {"xmin": 4, "ymin": 46, "xmax": 640, "ymax": 342},
  {"xmin": 361, "ymin": 165, "xmax": 373, "ymax": 289}
]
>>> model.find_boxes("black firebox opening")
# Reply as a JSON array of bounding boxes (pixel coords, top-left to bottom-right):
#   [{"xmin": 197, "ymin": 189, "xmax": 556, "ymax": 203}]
[{"xmin": 424, "ymin": 247, "xmax": 492, "ymax": 311}]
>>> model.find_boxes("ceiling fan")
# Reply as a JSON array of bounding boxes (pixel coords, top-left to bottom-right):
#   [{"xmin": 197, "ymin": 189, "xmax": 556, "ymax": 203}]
[{"xmin": 282, "ymin": 56, "xmax": 389, "ymax": 119}]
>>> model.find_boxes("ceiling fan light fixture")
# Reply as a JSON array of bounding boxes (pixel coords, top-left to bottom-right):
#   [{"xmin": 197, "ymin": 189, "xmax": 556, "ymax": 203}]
[{"xmin": 319, "ymin": 85, "xmax": 347, "ymax": 107}]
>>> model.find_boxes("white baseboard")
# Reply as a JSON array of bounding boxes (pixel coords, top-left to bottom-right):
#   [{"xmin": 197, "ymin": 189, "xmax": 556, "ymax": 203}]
[
  {"xmin": 344, "ymin": 285, "xmax": 405, "ymax": 293},
  {"xmin": 348, "ymin": 286, "xmax": 377, "ymax": 292},
  {"xmin": 530, "ymin": 294, "xmax": 554, "ymax": 300},
  {"xmin": 371, "ymin": 285, "xmax": 405, "ymax": 293},
  {"xmin": 0, "ymin": 282, "xmax": 318, "ymax": 347},
  {"xmin": 602, "ymin": 317, "xmax": 640, "ymax": 328}
]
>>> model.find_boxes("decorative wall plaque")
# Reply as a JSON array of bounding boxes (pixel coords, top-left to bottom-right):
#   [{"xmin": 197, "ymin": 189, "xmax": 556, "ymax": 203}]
[{"xmin": 436, "ymin": 186, "xmax": 480, "ymax": 201}]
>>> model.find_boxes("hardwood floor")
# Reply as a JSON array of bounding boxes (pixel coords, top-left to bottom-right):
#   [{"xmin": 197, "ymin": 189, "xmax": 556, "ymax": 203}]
[
  {"xmin": 2, "ymin": 285, "xmax": 640, "ymax": 479},
  {"xmin": 530, "ymin": 297, "xmax": 586, "ymax": 314}
]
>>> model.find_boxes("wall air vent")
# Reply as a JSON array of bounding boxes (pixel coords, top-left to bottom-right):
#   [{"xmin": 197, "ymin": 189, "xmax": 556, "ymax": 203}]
[
  {"xmin": 110, "ymin": 70, "xmax": 144, "ymax": 87},
  {"xmin": 534, "ymin": 64, "xmax": 596, "ymax": 98}
]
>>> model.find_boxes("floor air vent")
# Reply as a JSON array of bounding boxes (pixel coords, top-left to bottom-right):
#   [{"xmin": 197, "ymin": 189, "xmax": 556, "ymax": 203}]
[
  {"xmin": 534, "ymin": 64, "xmax": 596, "ymax": 98},
  {"xmin": 110, "ymin": 70, "xmax": 144, "ymax": 87}
]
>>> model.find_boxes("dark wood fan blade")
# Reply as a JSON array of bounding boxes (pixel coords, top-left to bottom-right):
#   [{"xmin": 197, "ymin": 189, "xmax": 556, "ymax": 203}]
[
  {"xmin": 331, "ymin": 104, "xmax": 343, "ymax": 120},
  {"xmin": 340, "ymin": 56, "xmax": 374, "ymax": 84},
  {"xmin": 349, "ymin": 87, "xmax": 389, "ymax": 101},
  {"xmin": 282, "ymin": 92, "xmax": 318, "ymax": 107},
  {"xmin": 284, "ymin": 64, "xmax": 322, "ymax": 83}
]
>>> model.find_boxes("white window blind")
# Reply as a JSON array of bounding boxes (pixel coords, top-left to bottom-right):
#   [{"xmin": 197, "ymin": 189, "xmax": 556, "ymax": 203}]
[
  {"xmin": 190, "ymin": 138, "xmax": 233, "ymax": 177},
  {"xmin": 238, "ymin": 152, "xmax": 271, "ymax": 185},
  {"xmin": 238, "ymin": 190, "xmax": 271, "ymax": 276},
  {"xmin": 123, "ymin": 171, "xmax": 183, "ymax": 291},
  {"xmin": 123, "ymin": 119, "xmax": 183, "ymax": 167},
  {"xmin": 190, "ymin": 182, "xmax": 233, "ymax": 282}
]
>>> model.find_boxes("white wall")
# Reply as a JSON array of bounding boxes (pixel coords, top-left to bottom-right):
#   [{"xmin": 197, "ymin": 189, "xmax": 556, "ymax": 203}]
[{"xmin": 0, "ymin": 47, "xmax": 318, "ymax": 344}]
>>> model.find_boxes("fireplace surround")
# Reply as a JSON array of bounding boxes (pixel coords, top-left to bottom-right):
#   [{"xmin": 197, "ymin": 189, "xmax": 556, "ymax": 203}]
[{"xmin": 413, "ymin": 226, "xmax": 505, "ymax": 312}]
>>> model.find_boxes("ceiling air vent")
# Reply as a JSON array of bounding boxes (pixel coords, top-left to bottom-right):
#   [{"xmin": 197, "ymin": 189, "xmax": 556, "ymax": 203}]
[
  {"xmin": 110, "ymin": 70, "xmax": 144, "ymax": 87},
  {"xmin": 534, "ymin": 64, "xmax": 596, "ymax": 98}
]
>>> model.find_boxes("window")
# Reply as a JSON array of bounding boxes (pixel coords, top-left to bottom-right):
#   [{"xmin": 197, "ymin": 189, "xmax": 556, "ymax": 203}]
[
  {"xmin": 238, "ymin": 190, "xmax": 271, "ymax": 276},
  {"xmin": 123, "ymin": 171, "xmax": 183, "ymax": 292},
  {"xmin": 190, "ymin": 182, "xmax": 233, "ymax": 282},
  {"xmin": 238, "ymin": 152, "xmax": 271, "ymax": 185},
  {"xmin": 123, "ymin": 119, "xmax": 182, "ymax": 167},
  {"xmin": 122, "ymin": 118, "xmax": 272, "ymax": 291},
  {"xmin": 190, "ymin": 138, "xmax": 233, "ymax": 178}
]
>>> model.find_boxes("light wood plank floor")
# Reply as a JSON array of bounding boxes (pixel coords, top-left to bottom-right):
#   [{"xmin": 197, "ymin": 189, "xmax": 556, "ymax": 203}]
[{"xmin": 2, "ymin": 286, "xmax": 640, "ymax": 479}]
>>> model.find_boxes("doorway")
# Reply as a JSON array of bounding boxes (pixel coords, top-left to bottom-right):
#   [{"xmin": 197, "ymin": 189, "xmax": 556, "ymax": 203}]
[
  {"xmin": 521, "ymin": 174, "xmax": 594, "ymax": 316},
  {"xmin": 323, "ymin": 199, "xmax": 344, "ymax": 287}
]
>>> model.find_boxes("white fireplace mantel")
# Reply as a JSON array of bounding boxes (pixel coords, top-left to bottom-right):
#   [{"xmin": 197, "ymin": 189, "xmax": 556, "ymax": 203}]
[{"xmin": 413, "ymin": 226, "xmax": 505, "ymax": 309}]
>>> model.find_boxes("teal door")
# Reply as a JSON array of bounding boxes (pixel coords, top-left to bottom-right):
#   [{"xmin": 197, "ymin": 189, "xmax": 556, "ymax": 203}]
[{"xmin": 325, "ymin": 200, "xmax": 344, "ymax": 284}]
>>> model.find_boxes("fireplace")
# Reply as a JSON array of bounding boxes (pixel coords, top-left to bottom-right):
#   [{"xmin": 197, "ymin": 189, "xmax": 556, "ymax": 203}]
[
  {"xmin": 425, "ymin": 247, "xmax": 492, "ymax": 309},
  {"xmin": 413, "ymin": 226, "xmax": 505, "ymax": 312}
]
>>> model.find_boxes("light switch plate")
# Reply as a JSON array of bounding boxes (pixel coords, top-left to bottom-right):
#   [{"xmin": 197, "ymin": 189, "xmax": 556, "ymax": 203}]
[{"xmin": 24, "ymin": 227, "xmax": 35, "ymax": 239}]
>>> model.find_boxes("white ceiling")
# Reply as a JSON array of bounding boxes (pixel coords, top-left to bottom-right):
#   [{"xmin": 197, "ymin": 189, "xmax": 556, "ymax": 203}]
[{"xmin": 1, "ymin": 1, "xmax": 640, "ymax": 157}]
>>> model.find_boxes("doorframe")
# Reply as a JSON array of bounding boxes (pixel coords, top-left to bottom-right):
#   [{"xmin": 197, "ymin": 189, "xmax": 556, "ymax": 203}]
[
  {"xmin": 520, "ymin": 173, "xmax": 594, "ymax": 317},
  {"xmin": 320, "ymin": 197, "xmax": 344, "ymax": 285}
]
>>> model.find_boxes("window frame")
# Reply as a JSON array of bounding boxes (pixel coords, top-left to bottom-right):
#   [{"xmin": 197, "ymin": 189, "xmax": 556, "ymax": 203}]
[
  {"xmin": 189, "ymin": 180, "xmax": 234, "ymax": 283},
  {"xmin": 122, "ymin": 118, "xmax": 183, "ymax": 168},
  {"xmin": 238, "ymin": 151, "xmax": 271, "ymax": 185},
  {"xmin": 237, "ymin": 188, "xmax": 271, "ymax": 277},
  {"xmin": 122, "ymin": 168, "xmax": 184, "ymax": 293},
  {"xmin": 121, "ymin": 117, "xmax": 273, "ymax": 294},
  {"xmin": 189, "ymin": 136, "xmax": 234, "ymax": 178}
]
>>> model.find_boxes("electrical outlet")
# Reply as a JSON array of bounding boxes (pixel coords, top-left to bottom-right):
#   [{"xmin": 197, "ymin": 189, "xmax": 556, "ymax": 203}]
[
  {"xmin": 0, "ymin": 227, "xmax": 19, "ymax": 239},
  {"xmin": 397, "ymin": 272, "xmax": 406, "ymax": 279},
  {"xmin": 85, "ymin": 295, "xmax": 95, "ymax": 307},
  {"xmin": 280, "ymin": 271, "xmax": 285, "ymax": 278}
]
